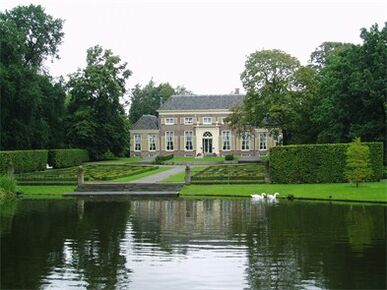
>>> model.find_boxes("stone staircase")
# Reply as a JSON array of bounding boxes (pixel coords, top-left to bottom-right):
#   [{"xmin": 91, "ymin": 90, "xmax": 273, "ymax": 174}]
[{"xmin": 64, "ymin": 182, "xmax": 184, "ymax": 196}]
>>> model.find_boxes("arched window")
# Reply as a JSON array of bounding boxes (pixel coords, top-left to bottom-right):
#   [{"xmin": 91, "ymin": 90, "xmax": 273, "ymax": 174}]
[{"xmin": 203, "ymin": 132, "xmax": 212, "ymax": 138}]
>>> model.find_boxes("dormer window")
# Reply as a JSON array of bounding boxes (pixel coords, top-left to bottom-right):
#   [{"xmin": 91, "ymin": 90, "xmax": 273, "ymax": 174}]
[
  {"xmin": 165, "ymin": 118, "xmax": 174, "ymax": 125},
  {"xmin": 203, "ymin": 117, "xmax": 212, "ymax": 124}
]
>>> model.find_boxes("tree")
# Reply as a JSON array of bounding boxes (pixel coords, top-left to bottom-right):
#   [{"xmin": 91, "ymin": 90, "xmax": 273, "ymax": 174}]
[
  {"xmin": 344, "ymin": 138, "xmax": 372, "ymax": 187},
  {"xmin": 229, "ymin": 49, "xmax": 300, "ymax": 144},
  {"xmin": 316, "ymin": 24, "xmax": 386, "ymax": 145},
  {"xmin": 0, "ymin": 4, "xmax": 64, "ymax": 68},
  {"xmin": 0, "ymin": 5, "xmax": 66, "ymax": 150},
  {"xmin": 66, "ymin": 45, "xmax": 131, "ymax": 159},
  {"xmin": 309, "ymin": 41, "xmax": 352, "ymax": 70},
  {"xmin": 128, "ymin": 80, "xmax": 191, "ymax": 125}
]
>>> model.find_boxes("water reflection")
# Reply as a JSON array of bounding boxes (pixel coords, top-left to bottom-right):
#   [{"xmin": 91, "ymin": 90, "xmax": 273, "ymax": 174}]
[{"xmin": 1, "ymin": 198, "xmax": 386, "ymax": 289}]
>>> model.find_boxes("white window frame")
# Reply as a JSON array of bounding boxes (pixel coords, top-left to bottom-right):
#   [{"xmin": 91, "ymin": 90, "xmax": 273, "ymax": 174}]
[
  {"xmin": 148, "ymin": 134, "xmax": 156, "ymax": 151},
  {"xmin": 259, "ymin": 133, "xmax": 267, "ymax": 150},
  {"xmin": 134, "ymin": 135, "xmax": 141, "ymax": 151},
  {"xmin": 222, "ymin": 130, "xmax": 231, "ymax": 151},
  {"xmin": 184, "ymin": 131, "xmax": 193, "ymax": 151},
  {"xmin": 165, "ymin": 117, "xmax": 174, "ymax": 125},
  {"xmin": 241, "ymin": 132, "xmax": 250, "ymax": 151},
  {"xmin": 184, "ymin": 117, "xmax": 193, "ymax": 125},
  {"xmin": 165, "ymin": 131, "xmax": 174, "ymax": 151},
  {"xmin": 203, "ymin": 117, "xmax": 212, "ymax": 124}
]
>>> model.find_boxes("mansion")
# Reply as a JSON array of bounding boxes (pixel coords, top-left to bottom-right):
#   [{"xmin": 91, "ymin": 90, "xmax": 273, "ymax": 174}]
[{"xmin": 130, "ymin": 94, "xmax": 279, "ymax": 157}]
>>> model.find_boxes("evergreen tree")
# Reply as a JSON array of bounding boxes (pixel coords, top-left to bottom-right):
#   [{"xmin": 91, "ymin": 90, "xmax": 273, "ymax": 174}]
[{"xmin": 345, "ymin": 137, "xmax": 372, "ymax": 187}]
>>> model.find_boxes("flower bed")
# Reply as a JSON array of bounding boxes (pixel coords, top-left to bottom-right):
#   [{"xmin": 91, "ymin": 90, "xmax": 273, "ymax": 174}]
[
  {"xmin": 16, "ymin": 164, "xmax": 158, "ymax": 185},
  {"xmin": 192, "ymin": 164, "xmax": 265, "ymax": 183}
]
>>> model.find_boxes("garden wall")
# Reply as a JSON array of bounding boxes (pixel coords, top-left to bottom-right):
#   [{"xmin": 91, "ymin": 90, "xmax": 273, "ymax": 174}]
[{"xmin": 270, "ymin": 142, "xmax": 383, "ymax": 183}]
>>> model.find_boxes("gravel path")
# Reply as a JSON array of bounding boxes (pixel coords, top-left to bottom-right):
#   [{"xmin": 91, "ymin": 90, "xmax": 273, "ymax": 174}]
[{"xmin": 133, "ymin": 166, "xmax": 185, "ymax": 183}]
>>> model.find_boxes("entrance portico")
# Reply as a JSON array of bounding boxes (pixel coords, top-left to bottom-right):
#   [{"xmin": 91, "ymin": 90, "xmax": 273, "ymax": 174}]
[{"xmin": 195, "ymin": 127, "xmax": 220, "ymax": 155}]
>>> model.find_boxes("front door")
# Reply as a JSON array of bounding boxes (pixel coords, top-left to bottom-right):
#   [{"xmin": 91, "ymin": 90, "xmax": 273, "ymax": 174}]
[{"xmin": 203, "ymin": 138, "xmax": 213, "ymax": 154}]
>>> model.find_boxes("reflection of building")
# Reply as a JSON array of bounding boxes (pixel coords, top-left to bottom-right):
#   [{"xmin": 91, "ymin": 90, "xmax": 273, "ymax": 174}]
[{"xmin": 130, "ymin": 94, "xmax": 280, "ymax": 157}]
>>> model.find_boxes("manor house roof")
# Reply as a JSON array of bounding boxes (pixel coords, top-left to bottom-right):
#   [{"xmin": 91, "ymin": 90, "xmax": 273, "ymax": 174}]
[
  {"xmin": 131, "ymin": 115, "xmax": 159, "ymax": 130},
  {"xmin": 159, "ymin": 94, "xmax": 245, "ymax": 111}
]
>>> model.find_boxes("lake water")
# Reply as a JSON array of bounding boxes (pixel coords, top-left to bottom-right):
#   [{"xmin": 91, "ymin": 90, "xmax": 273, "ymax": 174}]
[{"xmin": 1, "ymin": 198, "xmax": 386, "ymax": 289}]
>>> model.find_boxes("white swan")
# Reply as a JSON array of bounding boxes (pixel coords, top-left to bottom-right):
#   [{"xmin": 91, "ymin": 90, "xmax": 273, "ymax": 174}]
[
  {"xmin": 251, "ymin": 193, "xmax": 267, "ymax": 201},
  {"xmin": 267, "ymin": 192, "xmax": 280, "ymax": 202}
]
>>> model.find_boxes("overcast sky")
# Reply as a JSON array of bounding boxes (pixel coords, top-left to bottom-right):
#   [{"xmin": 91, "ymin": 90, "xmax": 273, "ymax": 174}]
[{"xmin": 1, "ymin": 0, "xmax": 385, "ymax": 94}]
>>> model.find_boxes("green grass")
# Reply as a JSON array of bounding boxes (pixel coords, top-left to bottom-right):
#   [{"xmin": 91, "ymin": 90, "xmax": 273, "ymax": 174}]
[
  {"xmin": 166, "ymin": 156, "xmax": 226, "ymax": 163},
  {"xmin": 16, "ymin": 164, "xmax": 158, "ymax": 184},
  {"xmin": 86, "ymin": 157, "xmax": 143, "ymax": 164},
  {"xmin": 19, "ymin": 185, "xmax": 75, "ymax": 195},
  {"xmin": 181, "ymin": 180, "xmax": 387, "ymax": 203},
  {"xmin": 112, "ymin": 167, "xmax": 171, "ymax": 182},
  {"xmin": 162, "ymin": 166, "xmax": 208, "ymax": 182}
]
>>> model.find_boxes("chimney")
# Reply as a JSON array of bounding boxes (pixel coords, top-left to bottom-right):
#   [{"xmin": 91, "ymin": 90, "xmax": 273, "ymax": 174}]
[{"xmin": 235, "ymin": 88, "xmax": 240, "ymax": 95}]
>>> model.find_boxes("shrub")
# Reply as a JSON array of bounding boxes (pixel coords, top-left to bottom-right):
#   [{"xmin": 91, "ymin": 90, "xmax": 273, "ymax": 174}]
[
  {"xmin": 154, "ymin": 154, "xmax": 174, "ymax": 164},
  {"xmin": 225, "ymin": 154, "xmax": 234, "ymax": 161},
  {"xmin": 344, "ymin": 138, "xmax": 372, "ymax": 186},
  {"xmin": 48, "ymin": 149, "xmax": 89, "ymax": 169},
  {"xmin": 0, "ymin": 150, "xmax": 48, "ymax": 174},
  {"xmin": 0, "ymin": 175, "xmax": 17, "ymax": 201},
  {"xmin": 270, "ymin": 142, "xmax": 383, "ymax": 183}
]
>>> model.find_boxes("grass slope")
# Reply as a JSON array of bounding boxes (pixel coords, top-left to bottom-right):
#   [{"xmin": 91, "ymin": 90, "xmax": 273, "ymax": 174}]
[{"xmin": 181, "ymin": 180, "xmax": 387, "ymax": 203}]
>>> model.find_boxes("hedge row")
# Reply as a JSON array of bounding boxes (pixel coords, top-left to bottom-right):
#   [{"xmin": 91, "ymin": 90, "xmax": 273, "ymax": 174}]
[
  {"xmin": 270, "ymin": 142, "xmax": 383, "ymax": 183},
  {"xmin": 0, "ymin": 149, "xmax": 89, "ymax": 174},
  {"xmin": 154, "ymin": 154, "xmax": 174, "ymax": 164},
  {"xmin": 0, "ymin": 150, "xmax": 48, "ymax": 174},
  {"xmin": 48, "ymin": 149, "xmax": 89, "ymax": 169}
]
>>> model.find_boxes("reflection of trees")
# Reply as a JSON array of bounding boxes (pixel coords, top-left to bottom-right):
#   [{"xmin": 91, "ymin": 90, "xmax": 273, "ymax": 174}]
[{"xmin": 2, "ymin": 198, "xmax": 385, "ymax": 289}]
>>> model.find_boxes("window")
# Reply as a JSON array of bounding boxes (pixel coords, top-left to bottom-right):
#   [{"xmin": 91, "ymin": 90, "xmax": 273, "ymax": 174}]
[
  {"xmin": 184, "ymin": 117, "xmax": 193, "ymax": 125},
  {"xmin": 222, "ymin": 131, "xmax": 231, "ymax": 151},
  {"xmin": 149, "ymin": 135, "xmax": 156, "ymax": 151},
  {"xmin": 165, "ymin": 118, "xmax": 174, "ymax": 125},
  {"xmin": 134, "ymin": 135, "xmax": 141, "ymax": 151},
  {"xmin": 259, "ymin": 133, "xmax": 267, "ymax": 150},
  {"xmin": 166, "ymin": 131, "xmax": 174, "ymax": 151},
  {"xmin": 203, "ymin": 117, "xmax": 212, "ymax": 124},
  {"xmin": 241, "ymin": 132, "xmax": 250, "ymax": 151},
  {"xmin": 184, "ymin": 131, "xmax": 193, "ymax": 150}
]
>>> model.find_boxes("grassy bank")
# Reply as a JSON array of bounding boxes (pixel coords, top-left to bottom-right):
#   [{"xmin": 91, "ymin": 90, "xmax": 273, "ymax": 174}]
[{"xmin": 181, "ymin": 181, "xmax": 387, "ymax": 203}]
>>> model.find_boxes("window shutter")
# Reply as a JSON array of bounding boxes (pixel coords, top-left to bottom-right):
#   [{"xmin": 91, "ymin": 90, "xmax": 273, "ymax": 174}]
[
  {"xmin": 180, "ymin": 117, "xmax": 184, "ymax": 124},
  {"xmin": 160, "ymin": 118, "xmax": 165, "ymax": 125},
  {"xmin": 193, "ymin": 117, "xmax": 197, "ymax": 123},
  {"xmin": 161, "ymin": 136, "xmax": 165, "ymax": 151},
  {"xmin": 180, "ymin": 136, "xmax": 184, "ymax": 150}
]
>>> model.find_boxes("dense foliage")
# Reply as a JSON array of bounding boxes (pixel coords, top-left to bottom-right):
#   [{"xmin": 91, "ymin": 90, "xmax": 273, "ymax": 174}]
[
  {"xmin": 270, "ymin": 142, "xmax": 383, "ymax": 183},
  {"xmin": 154, "ymin": 154, "xmax": 174, "ymax": 164},
  {"xmin": 344, "ymin": 138, "xmax": 372, "ymax": 186},
  {"xmin": 0, "ymin": 5, "xmax": 66, "ymax": 150},
  {"xmin": 0, "ymin": 150, "xmax": 48, "ymax": 174},
  {"xmin": 0, "ymin": 175, "xmax": 17, "ymax": 201},
  {"xmin": 48, "ymin": 149, "xmax": 89, "ymax": 169},
  {"xmin": 129, "ymin": 80, "xmax": 191, "ymax": 125},
  {"xmin": 65, "ymin": 46, "xmax": 131, "ymax": 160}
]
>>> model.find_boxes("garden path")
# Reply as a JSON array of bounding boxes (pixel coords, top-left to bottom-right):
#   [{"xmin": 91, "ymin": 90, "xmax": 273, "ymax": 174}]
[{"xmin": 133, "ymin": 166, "xmax": 185, "ymax": 183}]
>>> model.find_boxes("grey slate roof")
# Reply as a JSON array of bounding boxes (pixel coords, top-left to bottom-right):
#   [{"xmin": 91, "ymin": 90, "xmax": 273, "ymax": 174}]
[
  {"xmin": 159, "ymin": 94, "xmax": 245, "ymax": 111},
  {"xmin": 132, "ymin": 115, "xmax": 159, "ymax": 130}
]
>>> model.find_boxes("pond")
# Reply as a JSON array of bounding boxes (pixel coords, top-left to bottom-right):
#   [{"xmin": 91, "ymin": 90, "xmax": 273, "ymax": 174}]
[{"xmin": 1, "ymin": 198, "xmax": 386, "ymax": 289}]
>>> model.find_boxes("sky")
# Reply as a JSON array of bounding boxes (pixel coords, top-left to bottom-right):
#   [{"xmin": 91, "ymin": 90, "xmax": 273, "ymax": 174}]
[{"xmin": 1, "ymin": 0, "xmax": 386, "ymax": 94}]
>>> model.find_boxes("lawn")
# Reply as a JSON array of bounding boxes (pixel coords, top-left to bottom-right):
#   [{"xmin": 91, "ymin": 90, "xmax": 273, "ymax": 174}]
[
  {"xmin": 162, "ymin": 166, "xmax": 208, "ymax": 182},
  {"xmin": 16, "ymin": 164, "xmax": 158, "ymax": 184},
  {"xmin": 19, "ymin": 185, "xmax": 75, "ymax": 197},
  {"xmin": 192, "ymin": 164, "xmax": 265, "ymax": 183},
  {"xmin": 112, "ymin": 167, "xmax": 171, "ymax": 182},
  {"xmin": 180, "ymin": 180, "xmax": 387, "ymax": 203},
  {"xmin": 165, "ymin": 156, "xmax": 227, "ymax": 164},
  {"xmin": 86, "ymin": 157, "xmax": 143, "ymax": 164}
]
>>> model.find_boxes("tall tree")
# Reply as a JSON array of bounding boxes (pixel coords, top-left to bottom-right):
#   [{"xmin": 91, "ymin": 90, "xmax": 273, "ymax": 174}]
[
  {"xmin": 128, "ymin": 80, "xmax": 191, "ymax": 125},
  {"xmin": 0, "ymin": 5, "xmax": 66, "ymax": 150},
  {"xmin": 316, "ymin": 24, "xmax": 386, "ymax": 145},
  {"xmin": 309, "ymin": 41, "xmax": 352, "ymax": 70},
  {"xmin": 229, "ymin": 49, "xmax": 300, "ymax": 144},
  {"xmin": 66, "ymin": 45, "xmax": 131, "ymax": 159},
  {"xmin": 345, "ymin": 137, "xmax": 372, "ymax": 187}
]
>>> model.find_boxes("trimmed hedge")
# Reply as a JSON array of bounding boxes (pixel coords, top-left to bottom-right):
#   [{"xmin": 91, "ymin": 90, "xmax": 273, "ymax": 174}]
[
  {"xmin": 48, "ymin": 149, "xmax": 89, "ymax": 169},
  {"xmin": 270, "ymin": 142, "xmax": 383, "ymax": 183},
  {"xmin": 154, "ymin": 154, "xmax": 174, "ymax": 164},
  {"xmin": 0, "ymin": 150, "xmax": 48, "ymax": 174}
]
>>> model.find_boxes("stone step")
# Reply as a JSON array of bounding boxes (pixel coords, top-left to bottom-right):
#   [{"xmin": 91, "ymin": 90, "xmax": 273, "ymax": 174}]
[{"xmin": 76, "ymin": 182, "xmax": 184, "ymax": 193}]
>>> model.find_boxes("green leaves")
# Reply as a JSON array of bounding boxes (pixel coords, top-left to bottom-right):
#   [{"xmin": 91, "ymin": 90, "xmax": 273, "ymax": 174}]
[{"xmin": 345, "ymin": 138, "xmax": 373, "ymax": 186}]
